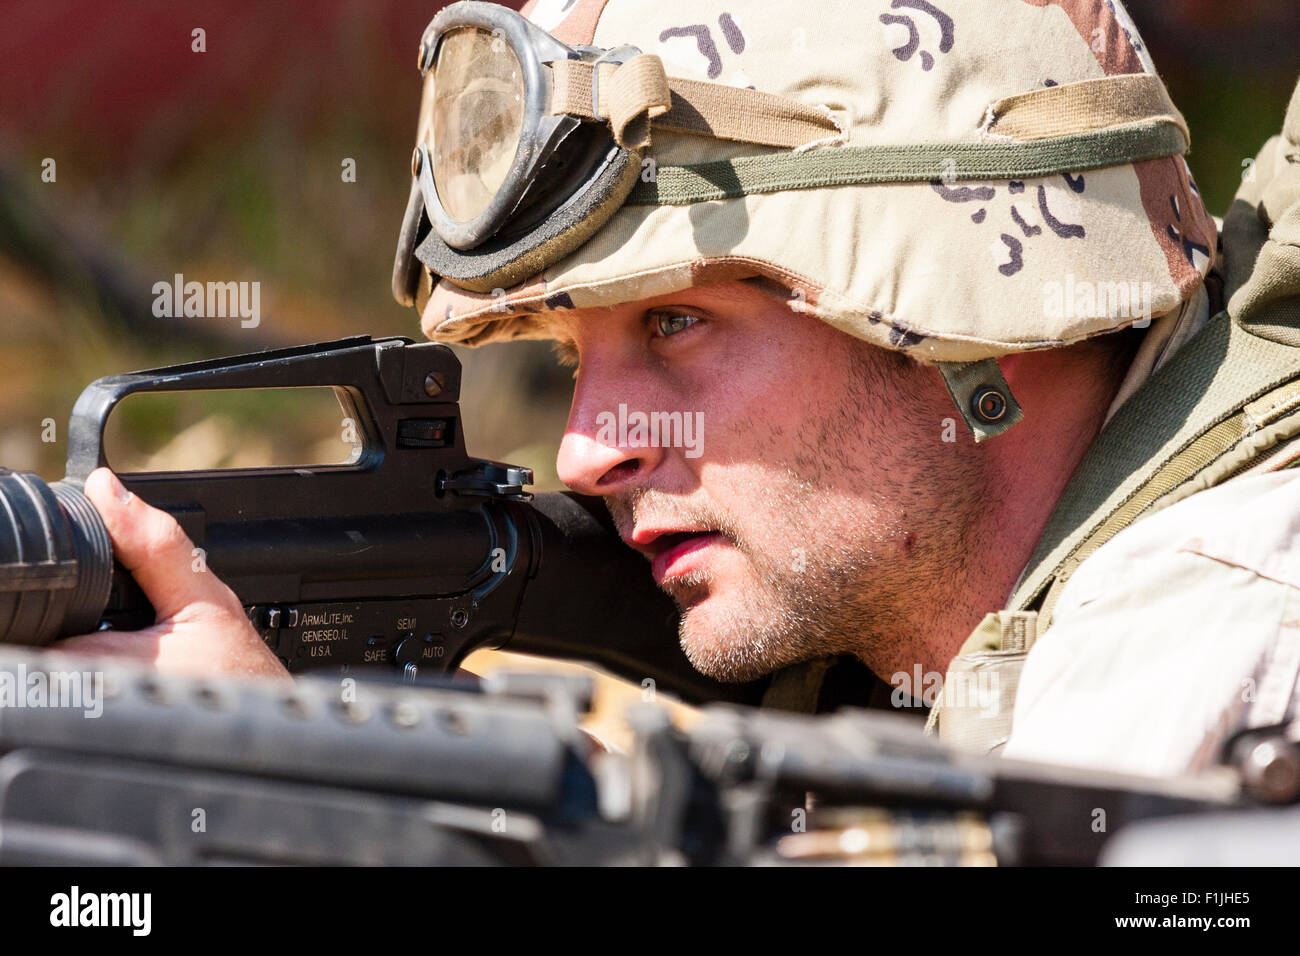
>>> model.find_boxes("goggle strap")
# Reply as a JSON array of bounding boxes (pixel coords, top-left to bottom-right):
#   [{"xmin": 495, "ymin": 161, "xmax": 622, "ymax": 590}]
[
  {"xmin": 549, "ymin": 56, "xmax": 844, "ymax": 151},
  {"xmin": 549, "ymin": 64, "xmax": 1184, "ymax": 161},
  {"xmin": 656, "ymin": 71, "xmax": 849, "ymax": 151},
  {"xmin": 626, "ymin": 73, "xmax": 1189, "ymax": 206},
  {"xmin": 985, "ymin": 73, "xmax": 1190, "ymax": 147},
  {"xmin": 601, "ymin": 55, "xmax": 671, "ymax": 150}
]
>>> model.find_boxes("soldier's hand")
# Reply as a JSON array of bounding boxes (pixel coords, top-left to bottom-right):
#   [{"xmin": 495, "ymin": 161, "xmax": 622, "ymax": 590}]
[{"xmin": 51, "ymin": 467, "xmax": 290, "ymax": 681}]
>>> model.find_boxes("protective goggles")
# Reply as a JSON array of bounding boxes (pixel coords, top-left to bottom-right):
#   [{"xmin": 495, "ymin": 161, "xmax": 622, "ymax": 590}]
[
  {"xmin": 393, "ymin": 2, "xmax": 1193, "ymax": 310},
  {"xmin": 392, "ymin": 0, "xmax": 846, "ymax": 304}
]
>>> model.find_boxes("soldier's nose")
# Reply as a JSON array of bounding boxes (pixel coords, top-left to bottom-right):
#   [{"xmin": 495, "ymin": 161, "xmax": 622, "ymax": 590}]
[{"xmin": 556, "ymin": 427, "xmax": 657, "ymax": 497}]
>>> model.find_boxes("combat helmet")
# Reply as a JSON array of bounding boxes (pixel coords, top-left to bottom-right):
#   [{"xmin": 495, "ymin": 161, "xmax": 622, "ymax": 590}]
[{"xmin": 392, "ymin": 0, "xmax": 1215, "ymax": 440}]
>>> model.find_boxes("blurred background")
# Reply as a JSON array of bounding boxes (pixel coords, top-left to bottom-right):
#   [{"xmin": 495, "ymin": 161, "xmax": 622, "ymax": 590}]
[{"xmin": 1, "ymin": 0, "xmax": 1296, "ymax": 744}]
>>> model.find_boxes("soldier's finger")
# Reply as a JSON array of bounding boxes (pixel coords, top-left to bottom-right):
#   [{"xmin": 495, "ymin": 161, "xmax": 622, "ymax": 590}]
[{"xmin": 83, "ymin": 467, "xmax": 237, "ymax": 622}]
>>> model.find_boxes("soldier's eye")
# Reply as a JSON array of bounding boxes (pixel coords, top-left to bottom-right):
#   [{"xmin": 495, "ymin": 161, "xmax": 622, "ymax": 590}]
[{"xmin": 650, "ymin": 311, "xmax": 699, "ymax": 338}]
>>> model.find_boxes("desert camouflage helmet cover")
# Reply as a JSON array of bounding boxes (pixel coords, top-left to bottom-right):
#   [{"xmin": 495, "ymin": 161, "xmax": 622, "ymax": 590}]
[{"xmin": 417, "ymin": 0, "xmax": 1216, "ymax": 365}]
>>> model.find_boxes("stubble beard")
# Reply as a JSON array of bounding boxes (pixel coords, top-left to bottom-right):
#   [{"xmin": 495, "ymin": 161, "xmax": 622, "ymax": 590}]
[
  {"xmin": 647, "ymin": 484, "xmax": 886, "ymax": 683},
  {"xmin": 607, "ymin": 462, "xmax": 966, "ymax": 686},
  {"xmin": 603, "ymin": 346, "xmax": 986, "ymax": 685}
]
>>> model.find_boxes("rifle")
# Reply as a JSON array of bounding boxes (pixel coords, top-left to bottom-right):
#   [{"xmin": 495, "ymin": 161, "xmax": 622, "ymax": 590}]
[
  {"xmin": 1, "ymin": 339, "xmax": 1294, "ymax": 866},
  {"xmin": 0, "ymin": 646, "xmax": 1281, "ymax": 866},
  {"xmin": 0, "ymin": 336, "xmax": 757, "ymax": 706}
]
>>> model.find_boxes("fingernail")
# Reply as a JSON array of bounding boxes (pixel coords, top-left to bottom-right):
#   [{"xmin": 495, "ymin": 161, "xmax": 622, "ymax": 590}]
[{"xmin": 104, "ymin": 470, "xmax": 133, "ymax": 506}]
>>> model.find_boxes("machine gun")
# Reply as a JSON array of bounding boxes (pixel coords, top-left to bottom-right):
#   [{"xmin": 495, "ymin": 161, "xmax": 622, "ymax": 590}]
[
  {"xmin": 1, "ymin": 646, "xmax": 1288, "ymax": 866},
  {"xmin": 0, "ymin": 336, "xmax": 754, "ymax": 705},
  {"xmin": 1, "ymin": 339, "xmax": 1296, "ymax": 866}
]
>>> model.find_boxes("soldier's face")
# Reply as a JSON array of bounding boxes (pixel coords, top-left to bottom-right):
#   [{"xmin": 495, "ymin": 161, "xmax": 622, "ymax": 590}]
[{"xmin": 549, "ymin": 280, "xmax": 990, "ymax": 683}]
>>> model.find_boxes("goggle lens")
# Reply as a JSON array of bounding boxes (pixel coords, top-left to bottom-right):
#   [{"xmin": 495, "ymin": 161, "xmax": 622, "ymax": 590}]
[{"xmin": 430, "ymin": 27, "xmax": 525, "ymax": 223}]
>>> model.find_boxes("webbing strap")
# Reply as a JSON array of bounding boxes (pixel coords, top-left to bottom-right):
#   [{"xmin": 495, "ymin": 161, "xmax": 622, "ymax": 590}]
[
  {"xmin": 760, "ymin": 657, "xmax": 834, "ymax": 713},
  {"xmin": 549, "ymin": 56, "xmax": 841, "ymax": 150},
  {"xmin": 1032, "ymin": 396, "xmax": 1300, "ymax": 635},
  {"xmin": 626, "ymin": 122, "xmax": 1187, "ymax": 205},
  {"xmin": 1017, "ymin": 78, "xmax": 1300, "ymax": 629},
  {"xmin": 550, "ymin": 62, "xmax": 1186, "ymax": 171},
  {"xmin": 985, "ymin": 73, "xmax": 1189, "ymax": 146},
  {"xmin": 1010, "ymin": 315, "xmax": 1300, "ymax": 624}
]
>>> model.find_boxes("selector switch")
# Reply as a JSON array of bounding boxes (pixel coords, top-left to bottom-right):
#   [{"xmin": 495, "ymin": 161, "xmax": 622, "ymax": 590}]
[
  {"xmin": 395, "ymin": 636, "xmax": 419, "ymax": 667},
  {"xmin": 395, "ymin": 633, "xmax": 446, "ymax": 668}
]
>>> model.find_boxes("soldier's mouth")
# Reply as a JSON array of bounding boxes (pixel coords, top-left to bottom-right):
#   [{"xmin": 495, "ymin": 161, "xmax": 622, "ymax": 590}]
[{"xmin": 647, "ymin": 532, "xmax": 727, "ymax": 584}]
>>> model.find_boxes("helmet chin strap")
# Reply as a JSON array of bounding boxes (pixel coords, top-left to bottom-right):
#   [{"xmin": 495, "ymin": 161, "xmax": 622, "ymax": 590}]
[{"xmin": 936, "ymin": 359, "xmax": 1024, "ymax": 443}]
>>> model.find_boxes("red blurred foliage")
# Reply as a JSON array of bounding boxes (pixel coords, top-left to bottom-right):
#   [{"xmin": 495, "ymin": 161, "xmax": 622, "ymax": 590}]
[
  {"xmin": 0, "ymin": 0, "xmax": 514, "ymax": 169},
  {"xmin": 1, "ymin": 0, "xmax": 1291, "ymax": 174}
]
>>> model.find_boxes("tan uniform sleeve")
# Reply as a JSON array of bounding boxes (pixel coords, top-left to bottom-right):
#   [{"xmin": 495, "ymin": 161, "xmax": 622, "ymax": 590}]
[{"xmin": 1003, "ymin": 470, "xmax": 1300, "ymax": 777}]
